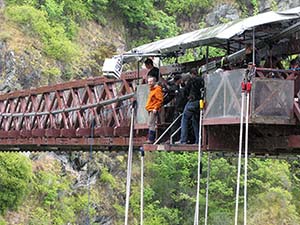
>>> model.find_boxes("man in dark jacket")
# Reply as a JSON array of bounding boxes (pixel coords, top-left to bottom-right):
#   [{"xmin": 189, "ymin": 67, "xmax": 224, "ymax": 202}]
[
  {"xmin": 177, "ymin": 68, "xmax": 204, "ymax": 144},
  {"xmin": 145, "ymin": 58, "xmax": 160, "ymax": 81}
]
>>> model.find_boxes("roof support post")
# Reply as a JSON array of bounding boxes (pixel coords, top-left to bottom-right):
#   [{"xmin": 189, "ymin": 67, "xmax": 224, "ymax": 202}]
[{"xmin": 252, "ymin": 28, "xmax": 256, "ymax": 66}]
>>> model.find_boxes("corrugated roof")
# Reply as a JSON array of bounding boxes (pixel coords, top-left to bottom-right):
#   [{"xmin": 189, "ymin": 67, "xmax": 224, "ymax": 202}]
[{"xmin": 123, "ymin": 7, "xmax": 300, "ymax": 62}]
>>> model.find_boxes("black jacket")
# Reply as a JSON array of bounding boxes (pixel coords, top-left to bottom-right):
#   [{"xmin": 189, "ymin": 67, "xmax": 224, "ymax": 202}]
[{"xmin": 185, "ymin": 76, "xmax": 205, "ymax": 101}]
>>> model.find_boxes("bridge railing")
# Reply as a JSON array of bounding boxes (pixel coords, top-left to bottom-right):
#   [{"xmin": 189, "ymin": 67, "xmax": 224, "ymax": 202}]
[{"xmin": 0, "ymin": 76, "xmax": 136, "ymax": 138}]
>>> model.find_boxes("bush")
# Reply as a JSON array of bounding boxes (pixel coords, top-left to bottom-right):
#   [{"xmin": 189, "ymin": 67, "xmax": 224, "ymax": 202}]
[{"xmin": 0, "ymin": 153, "xmax": 32, "ymax": 214}]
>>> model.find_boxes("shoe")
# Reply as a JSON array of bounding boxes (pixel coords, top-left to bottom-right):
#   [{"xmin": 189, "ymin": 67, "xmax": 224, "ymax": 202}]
[{"xmin": 174, "ymin": 141, "xmax": 186, "ymax": 144}]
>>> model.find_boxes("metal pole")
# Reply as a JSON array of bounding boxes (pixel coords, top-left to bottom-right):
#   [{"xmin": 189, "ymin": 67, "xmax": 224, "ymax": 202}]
[
  {"xmin": 194, "ymin": 108, "xmax": 203, "ymax": 225},
  {"xmin": 158, "ymin": 57, "xmax": 161, "ymax": 81},
  {"xmin": 204, "ymin": 152, "xmax": 211, "ymax": 225},
  {"xmin": 234, "ymin": 91, "xmax": 245, "ymax": 225},
  {"xmin": 170, "ymin": 126, "xmax": 181, "ymax": 144},
  {"xmin": 138, "ymin": 60, "xmax": 140, "ymax": 86},
  {"xmin": 124, "ymin": 105, "xmax": 135, "ymax": 225},
  {"xmin": 140, "ymin": 147, "xmax": 145, "ymax": 225},
  {"xmin": 206, "ymin": 46, "xmax": 209, "ymax": 74},
  {"xmin": 86, "ymin": 118, "xmax": 94, "ymax": 225},
  {"xmin": 252, "ymin": 28, "xmax": 255, "ymax": 66}
]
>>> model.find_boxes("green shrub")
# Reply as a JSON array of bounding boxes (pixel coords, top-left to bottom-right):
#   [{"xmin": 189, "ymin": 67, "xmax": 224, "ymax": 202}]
[
  {"xmin": 0, "ymin": 215, "xmax": 6, "ymax": 225},
  {"xmin": 87, "ymin": 0, "xmax": 109, "ymax": 24},
  {"xmin": 100, "ymin": 167, "xmax": 116, "ymax": 188},
  {"xmin": 0, "ymin": 153, "xmax": 32, "ymax": 214}
]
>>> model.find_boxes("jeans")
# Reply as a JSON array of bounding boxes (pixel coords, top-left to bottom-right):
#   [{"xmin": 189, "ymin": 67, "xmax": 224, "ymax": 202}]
[{"xmin": 180, "ymin": 100, "xmax": 200, "ymax": 144}]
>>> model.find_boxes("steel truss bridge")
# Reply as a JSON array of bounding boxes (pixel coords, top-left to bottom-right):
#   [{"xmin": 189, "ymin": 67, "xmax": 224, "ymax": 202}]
[{"xmin": 0, "ymin": 59, "xmax": 300, "ymax": 156}]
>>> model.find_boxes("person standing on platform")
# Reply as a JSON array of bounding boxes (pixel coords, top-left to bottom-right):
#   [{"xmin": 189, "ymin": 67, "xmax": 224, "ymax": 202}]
[
  {"xmin": 177, "ymin": 68, "xmax": 204, "ymax": 144},
  {"xmin": 145, "ymin": 76, "xmax": 164, "ymax": 144}
]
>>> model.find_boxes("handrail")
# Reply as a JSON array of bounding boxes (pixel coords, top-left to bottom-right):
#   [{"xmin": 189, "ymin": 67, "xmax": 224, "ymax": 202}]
[
  {"xmin": 153, "ymin": 113, "xmax": 182, "ymax": 145},
  {"xmin": 0, "ymin": 93, "xmax": 135, "ymax": 118}
]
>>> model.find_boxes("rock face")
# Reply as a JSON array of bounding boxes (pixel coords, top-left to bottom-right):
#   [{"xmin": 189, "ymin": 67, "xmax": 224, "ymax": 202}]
[
  {"xmin": 0, "ymin": 0, "xmax": 4, "ymax": 8},
  {"xmin": 0, "ymin": 42, "xmax": 18, "ymax": 92},
  {"xmin": 0, "ymin": 41, "xmax": 43, "ymax": 92},
  {"xmin": 206, "ymin": 3, "xmax": 240, "ymax": 26},
  {"xmin": 205, "ymin": 0, "xmax": 300, "ymax": 26}
]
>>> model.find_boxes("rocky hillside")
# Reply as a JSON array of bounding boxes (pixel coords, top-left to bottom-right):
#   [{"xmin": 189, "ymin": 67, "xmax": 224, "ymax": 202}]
[{"xmin": 0, "ymin": 0, "xmax": 299, "ymax": 92}]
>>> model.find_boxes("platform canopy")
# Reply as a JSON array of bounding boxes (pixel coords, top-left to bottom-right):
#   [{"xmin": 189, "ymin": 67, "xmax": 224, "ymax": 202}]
[{"xmin": 122, "ymin": 7, "xmax": 300, "ymax": 63}]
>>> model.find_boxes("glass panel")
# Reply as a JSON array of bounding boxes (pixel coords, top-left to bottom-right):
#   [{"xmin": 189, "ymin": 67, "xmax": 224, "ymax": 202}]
[{"xmin": 136, "ymin": 84, "xmax": 149, "ymax": 124}]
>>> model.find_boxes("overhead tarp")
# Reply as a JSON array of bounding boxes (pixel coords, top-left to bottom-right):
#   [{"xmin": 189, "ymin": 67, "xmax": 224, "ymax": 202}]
[{"xmin": 123, "ymin": 7, "xmax": 300, "ymax": 63}]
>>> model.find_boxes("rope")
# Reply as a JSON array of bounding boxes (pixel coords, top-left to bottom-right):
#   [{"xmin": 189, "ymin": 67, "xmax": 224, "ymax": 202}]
[
  {"xmin": 124, "ymin": 104, "xmax": 135, "ymax": 225},
  {"xmin": 194, "ymin": 108, "xmax": 203, "ymax": 225},
  {"xmin": 244, "ymin": 84, "xmax": 251, "ymax": 225},
  {"xmin": 140, "ymin": 147, "xmax": 145, "ymax": 225},
  {"xmin": 86, "ymin": 117, "xmax": 94, "ymax": 225},
  {"xmin": 204, "ymin": 153, "xmax": 210, "ymax": 225},
  {"xmin": 234, "ymin": 91, "xmax": 245, "ymax": 225}
]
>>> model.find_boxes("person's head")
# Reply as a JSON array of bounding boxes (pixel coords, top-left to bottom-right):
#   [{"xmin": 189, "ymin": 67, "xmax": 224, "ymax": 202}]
[
  {"xmin": 148, "ymin": 76, "xmax": 156, "ymax": 87},
  {"xmin": 290, "ymin": 59, "xmax": 299, "ymax": 69},
  {"xmin": 190, "ymin": 68, "xmax": 198, "ymax": 77},
  {"xmin": 145, "ymin": 58, "xmax": 154, "ymax": 70},
  {"xmin": 174, "ymin": 74, "xmax": 182, "ymax": 84},
  {"xmin": 245, "ymin": 44, "xmax": 253, "ymax": 54}
]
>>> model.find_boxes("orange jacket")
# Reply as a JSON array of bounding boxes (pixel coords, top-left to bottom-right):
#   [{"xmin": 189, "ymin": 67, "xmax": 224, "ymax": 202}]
[{"xmin": 145, "ymin": 85, "xmax": 163, "ymax": 111}]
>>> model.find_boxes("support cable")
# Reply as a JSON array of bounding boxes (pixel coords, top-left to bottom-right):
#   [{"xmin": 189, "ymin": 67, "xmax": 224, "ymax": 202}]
[
  {"xmin": 124, "ymin": 102, "xmax": 135, "ymax": 225},
  {"xmin": 234, "ymin": 85, "xmax": 246, "ymax": 225},
  {"xmin": 86, "ymin": 117, "xmax": 94, "ymax": 225},
  {"xmin": 244, "ymin": 87, "xmax": 250, "ymax": 225},
  {"xmin": 204, "ymin": 152, "xmax": 211, "ymax": 225},
  {"xmin": 244, "ymin": 64, "xmax": 253, "ymax": 225},
  {"xmin": 140, "ymin": 147, "xmax": 145, "ymax": 225},
  {"xmin": 194, "ymin": 99, "xmax": 205, "ymax": 225}
]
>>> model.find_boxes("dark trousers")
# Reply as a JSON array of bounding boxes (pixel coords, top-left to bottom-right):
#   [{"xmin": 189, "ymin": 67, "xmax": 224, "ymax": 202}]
[{"xmin": 180, "ymin": 100, "xmax": 199, "ymax": 144}]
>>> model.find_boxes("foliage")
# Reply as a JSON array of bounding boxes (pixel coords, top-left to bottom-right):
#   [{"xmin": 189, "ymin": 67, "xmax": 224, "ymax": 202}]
[
  {"xmin": 145, "ymin": 152, "xmax": 300, "ymax": 225},
  {"xmin": 248, "ymin": 187, "xmax": 300, "ymax": 224},
  {"xmin": 251, "ymin": 0, "xmax": 259, "ymax": 15},
  {"xmin": 5, "ymin": 5, "xmax": 80, "ymax": 62},
  {"xmin": 27, "ymin": 158, "xmax": 95, "ymax": 225},
  {"xmin": 0, "ymin": 153, "xmax": 32, "ymax": 214},
  {"xmin": 100, "ymin": 167, "xmax": 116, "ymax": 188},
  {"xmin": 0, "ymin": 216, "xmax": 5, "ymax": 225},
  {"xmin": 87, "ymin": 0, "xmax": 109, "ymax": 24},
  {"xmin": 163, "ymin": 0, "xmax": 211, "ymax": 15},
  {"xmin": 108, "ymin": 0, "xmax": 179, "ymax": 47},
  {"xmin": 271, "ymin": 0, "xmax": 278, "ymax": 11}
]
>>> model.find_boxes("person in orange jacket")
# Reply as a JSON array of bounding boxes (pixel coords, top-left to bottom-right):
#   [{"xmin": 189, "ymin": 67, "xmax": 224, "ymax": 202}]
[{"xmin": 145, "ymin": 76, "xmax": 163, "ymax": 143}]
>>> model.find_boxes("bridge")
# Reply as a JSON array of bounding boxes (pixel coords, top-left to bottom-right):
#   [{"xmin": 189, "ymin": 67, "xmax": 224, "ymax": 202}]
[
  {"xmin": 1, "ymin": 62, "xmax": 300, "ymax": 155},
  {"xmin": 0, "ymin": 58, "xmax": 214, "ymax": 152}
]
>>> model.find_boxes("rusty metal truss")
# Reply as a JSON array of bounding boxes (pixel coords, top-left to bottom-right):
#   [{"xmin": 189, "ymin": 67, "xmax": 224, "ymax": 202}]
[
  {"xmin": 0, "ymin": 60, "xmax": 204, "ymax": 151},
  {"xmin": 0, "ymin": 75, "xmax": 141, "ymax": 151}
]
